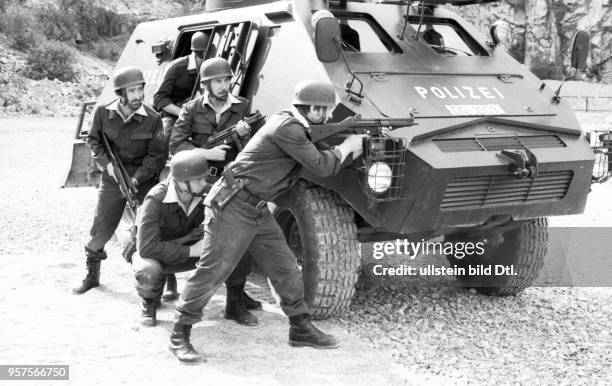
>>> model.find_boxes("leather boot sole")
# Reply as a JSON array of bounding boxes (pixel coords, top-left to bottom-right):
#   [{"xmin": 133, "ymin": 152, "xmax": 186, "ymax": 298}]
[
  {"xmin": 139, "ymin": 317, "xmax": 156, "ymax": 327},
  {"xmin": 168, "ymin": 345, "xmax": 206, "ymax": 364},
  {"xmin": 71, "ymin": 282, "xmax": 100, "ymax": 295},
  {"xmin": 224, "ymin": 312, "xmax": 259, "ymax": 326},
  {"xmin": 288, "ymin": 339, "xmax": 340, "ymax": 349},
  {"xmin": 161, "ymin": 292, "xmax": 179, "ymax": 302}
]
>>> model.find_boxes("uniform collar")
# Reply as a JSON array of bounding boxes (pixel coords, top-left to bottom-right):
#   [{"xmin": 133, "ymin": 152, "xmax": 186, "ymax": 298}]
[
  {"xmin": 187, "ymin": 52, "xmax": 198, "ymax": 72},
  {"xmin": 290, "ymin": 106, "xmax": 310, "ymax": 129},
  {"xmin": 163, "ymin": 178, "xmax": 203, "ymax": 215},
  {"xmin": 202, "ymin": 91, "xmax": 241, "ymax": 113},
  {"xmin": 106, "ymin": 99, "xmax": 148, "ymax": 122}
]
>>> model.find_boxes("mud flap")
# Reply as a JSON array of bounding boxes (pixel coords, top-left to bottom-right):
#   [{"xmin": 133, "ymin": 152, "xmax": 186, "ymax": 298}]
[
  {"xmin": 60, "ymin": 101, "xmax": 100, "ymax": 188},
  {"xmin": 60, "ymin": 140, "xmax": 101, "ymax": 188}
]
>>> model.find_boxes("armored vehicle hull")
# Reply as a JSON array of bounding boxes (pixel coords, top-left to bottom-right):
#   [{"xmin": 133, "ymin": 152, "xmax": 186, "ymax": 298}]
[{"xmin": 64, "ymin": 0, "xmax": 596, "ymax": 318}]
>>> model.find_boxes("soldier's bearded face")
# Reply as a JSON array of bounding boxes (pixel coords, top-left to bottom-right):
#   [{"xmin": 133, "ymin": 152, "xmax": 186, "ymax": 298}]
[
  {"xmin": 187, "ymin": 177, "xmax": 209, "ymax": 196},
  {"xmin": 123, "ymin": 85, "xmax": 144, "ymax": 109},
  {"xmin": 208, "ymin": 76, "xmax": 231, "ymax": 101},
  {"xmin": 176, "ymin": 177, "xmax": 209, "ymax": 196}
]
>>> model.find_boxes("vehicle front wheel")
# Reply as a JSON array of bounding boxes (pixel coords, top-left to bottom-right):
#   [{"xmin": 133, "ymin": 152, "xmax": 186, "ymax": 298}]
[
  {"xmin": 446, "ymin": 218, "xmax": 548, "ymax": 296},
  {"xmin": 273, "ymin": 180, "xmax": 360, "ymax": 319}
]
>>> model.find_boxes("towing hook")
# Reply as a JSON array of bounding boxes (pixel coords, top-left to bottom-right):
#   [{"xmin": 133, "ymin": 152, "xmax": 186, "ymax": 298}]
[{"xmin": 497, "ymin": 149, "xmax": 539, "ymax": 179}]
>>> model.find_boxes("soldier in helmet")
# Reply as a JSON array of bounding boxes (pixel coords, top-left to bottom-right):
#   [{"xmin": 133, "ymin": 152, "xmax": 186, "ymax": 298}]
[
  {"xmin": 73, "ymin": 66, "xmax": 168, "ymax": 295},
  {"xmin": 168, "ymin": 80, "xmax": 366, "ymax": 364},
  {"xmin": 132, "ymin": 148, "xmax": 257, "ymax": 327},
  {"xmin": 169, "ymin": 57, "xmax": 251, "ymax": 156},
  {"xmin": 169, "ymin": 57, "xmax": 260, "ymax": 326},
  {"xmin": 153, "ymin": 31, "xmax": 211, "ymax": 139}
]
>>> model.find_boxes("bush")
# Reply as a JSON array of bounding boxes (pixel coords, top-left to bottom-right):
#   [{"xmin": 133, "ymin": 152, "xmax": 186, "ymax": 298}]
[
  {"xmin": 39, "ymin": 3, "xmax": 78, "ymax": 43},
  {"xmin": 23, "ymin": 39, "xmax": 78, "ymax": 82},
  {"xmin": 92, "ymin": 40, "xmax": 121, "ymax": 62},
  {"xmin": 0, "ymin": 5, "xmax": 41, "ymax": 51}
]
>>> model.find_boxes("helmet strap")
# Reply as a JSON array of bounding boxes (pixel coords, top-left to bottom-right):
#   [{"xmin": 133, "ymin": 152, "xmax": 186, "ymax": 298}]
[{"xmin": 175, "ymin": 179, "xmax": 205, "ymax": 198}]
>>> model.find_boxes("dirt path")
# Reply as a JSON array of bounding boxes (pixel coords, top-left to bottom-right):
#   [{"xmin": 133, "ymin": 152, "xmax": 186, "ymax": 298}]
[
  {"xmin": 0, "ymin": 115, "xmax": 610, "ymax": 385},
  {"xmin": 0, "ymin": 117, "xmax": 424, "ymax": 385}
]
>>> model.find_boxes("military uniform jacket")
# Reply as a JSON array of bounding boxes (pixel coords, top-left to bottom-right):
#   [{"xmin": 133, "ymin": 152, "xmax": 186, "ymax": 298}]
[
  {"xmin": 137, "ymin": 180, "xmax": 204, "ymax": 264},
  {"xmin": 86, "ymin": 101, "xmax": 168, "ymax": 184},
  {"xmin": 153, "ymin": 54, "xmax": 198, "ymax": 117},
  {"xmin": 169, "ymin": 93, "xmax": 249, "ymax": 155},
  {"xmin": 224, "ymin": 111, "xmax": 343, "ymax": 202}
]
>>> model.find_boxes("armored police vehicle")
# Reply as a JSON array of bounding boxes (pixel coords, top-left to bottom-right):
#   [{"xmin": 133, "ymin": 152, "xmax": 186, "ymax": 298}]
[{"xmin": 63, "ymin": 0, "xmax": 599, "ymax": 318}]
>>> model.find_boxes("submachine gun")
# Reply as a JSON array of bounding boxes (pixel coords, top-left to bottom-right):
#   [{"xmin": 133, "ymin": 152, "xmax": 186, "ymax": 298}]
[
  {"xmin": 100, "ymin": 132, "xmax": 139, "ymax": 263},
  {"xmin": 204, "ymin": 111, "xmax": 265, "ymax": 176},
  {"xmin": 309, "ymin": 116, "xmax": 416, "ymax": 143},
  {"xmin": 310, "ymin": 116, "xmax": 417, "ymax": 202}
]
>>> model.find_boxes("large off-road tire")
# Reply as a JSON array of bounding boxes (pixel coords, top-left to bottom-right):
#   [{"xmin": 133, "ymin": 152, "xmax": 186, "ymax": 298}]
[
  {"xmin": 273, "ymin": 180, "xmax": 360, "ymax": 319},
  {"xmin": 446, "ymin": 218, "xmax": 548, "ymax": 296}
]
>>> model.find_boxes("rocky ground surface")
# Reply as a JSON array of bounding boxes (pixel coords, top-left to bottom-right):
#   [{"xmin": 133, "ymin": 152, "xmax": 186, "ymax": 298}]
[
  {"xmin": 0, "ymin": 114, "xmax": 610, "ymax": 385},
  {"xmin": 0, "ymin": 34, "xmax": 112, "ymax": 117}
]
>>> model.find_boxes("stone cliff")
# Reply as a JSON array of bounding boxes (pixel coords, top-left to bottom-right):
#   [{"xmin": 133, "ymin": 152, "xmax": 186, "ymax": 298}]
[{"xmin": 452, "ymin": 0, "xmax": 612, "ymax": 82}]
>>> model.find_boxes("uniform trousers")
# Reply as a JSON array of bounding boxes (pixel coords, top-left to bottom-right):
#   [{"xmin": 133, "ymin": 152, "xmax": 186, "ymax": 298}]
[
  {"xmin": 175, "ymin": 194, "xmax": 309, "ymax": 325},
  {"xmin": 133, "ymin": 252, "xmax": 253, "ymax": 300},
  {"xmin": 84, "ymin": 171, "xmax": 156, "ymax": 261}
]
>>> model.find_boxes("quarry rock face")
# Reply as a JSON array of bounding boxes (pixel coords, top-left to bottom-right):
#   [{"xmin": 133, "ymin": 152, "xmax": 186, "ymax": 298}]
[{"xmin": 452, "ymin": 0, "xmax": 611, "ymax": 82}]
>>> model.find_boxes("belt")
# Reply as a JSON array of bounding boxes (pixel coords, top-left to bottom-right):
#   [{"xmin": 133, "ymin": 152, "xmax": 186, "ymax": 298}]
[{"xmin": 235, "ymin": 188, "xmax": 267, "ymax": 209}]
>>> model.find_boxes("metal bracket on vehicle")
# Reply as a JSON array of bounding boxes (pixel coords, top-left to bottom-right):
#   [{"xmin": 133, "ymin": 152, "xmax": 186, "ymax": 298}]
[{"xmin": 496, "ymin": 148, "xmax": 539, "ymax": 179}]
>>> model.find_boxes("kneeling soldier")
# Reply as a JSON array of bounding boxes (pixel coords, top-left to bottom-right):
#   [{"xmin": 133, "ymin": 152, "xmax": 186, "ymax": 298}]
[
  {"xmin": 133, "ymin": 149, "xmax": 261, "ymax": 327},
  {"xmin": 169, "ymin": 80, "xmax": 366, "ymax": 363}
]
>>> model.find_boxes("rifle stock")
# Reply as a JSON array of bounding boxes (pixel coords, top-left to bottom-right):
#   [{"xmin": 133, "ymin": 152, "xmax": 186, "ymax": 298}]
[
  {"xmin": 100, "ymin": 132, "xmax": 139, "ymax": 214},
  {"xmin": 310, "ymin": 116, "xmax": 416, "ymax": 143}
]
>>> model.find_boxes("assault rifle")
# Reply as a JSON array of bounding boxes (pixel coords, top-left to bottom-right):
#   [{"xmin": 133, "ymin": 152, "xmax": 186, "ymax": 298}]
[
  {"xmin": 100, "ymin": 132, "xmax": 139, "ymax": 263},
  {"xmin": 205, "ymin": 111, "xmax": 265, "ymax": 176},
  {"xmin": 310, "ymin": 116, "xmax": 416, "ymax": 143}
]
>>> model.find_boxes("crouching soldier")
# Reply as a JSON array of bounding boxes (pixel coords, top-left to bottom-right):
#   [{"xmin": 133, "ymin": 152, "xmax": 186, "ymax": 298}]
[
  {"xmin": 169, "ymin": 80, "xmax": 366, "ymax": 363},
  {"xmin": 132, "ymin": 149, "xmax": 261, "ymax": 326},
  {"xmin": 73, "ymin": 66, "xmax": 167, "ymax": 295}
]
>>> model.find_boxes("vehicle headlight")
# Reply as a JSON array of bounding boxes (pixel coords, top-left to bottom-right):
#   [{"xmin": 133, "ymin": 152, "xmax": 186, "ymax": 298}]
[{"xmin": 367, "ymin": 162, "xmax": 393, "ymax": 193}]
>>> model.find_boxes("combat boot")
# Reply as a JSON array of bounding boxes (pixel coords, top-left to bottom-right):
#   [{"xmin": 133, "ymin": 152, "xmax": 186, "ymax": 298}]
[
  {"xmin": 169, "ymin": 323, "xmax": 204, "ymax": 364},
  {"xmin": 162, "ymin": 274, "xmax": 178, "ymax": 302},
  {"xmin": 139, "ymin": 298, "xmax": 157, "ymax": 327},
  {"xmin": 289, "ymin": 314, "xmax": 340, "ymax": 349},
  {"xmin": 224, "ymin": 286, "xmax": 258, "ymax": 326},
  {"xmin": 72, "ymin": 259, "xmax": 100, "ymax": 294},
  {"xmin": 242, "ymin": 290, "xmax": 262, "ymax": 310}
]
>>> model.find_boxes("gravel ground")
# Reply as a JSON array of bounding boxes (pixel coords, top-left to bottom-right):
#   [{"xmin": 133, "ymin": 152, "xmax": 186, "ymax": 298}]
[{"xmin": 0, "ymin": 116, "xmax": 610, "ymax": 385}]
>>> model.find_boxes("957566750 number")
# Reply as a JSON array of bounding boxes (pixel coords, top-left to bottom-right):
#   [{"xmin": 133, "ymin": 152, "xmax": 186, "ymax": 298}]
[{"xmin": 0, "ymin": 365, "xmax": 69, "ymax": 380}]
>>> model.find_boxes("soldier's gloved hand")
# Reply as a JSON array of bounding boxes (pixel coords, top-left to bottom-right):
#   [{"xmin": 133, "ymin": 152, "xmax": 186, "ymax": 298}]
[
  {"xmin": 235, "ymin": 120, "xmax": 251, "ymax": 137},
  {"xmin": 203, "ymin": 144, "xmax": 231, "ymax": 161},
  {"xmin": 337, "ymin": 134, "xmax": 368, "ymax": 161},
  {"xmin": 107, "ymin": 163, "xmax": 118, "ymax": 183}
]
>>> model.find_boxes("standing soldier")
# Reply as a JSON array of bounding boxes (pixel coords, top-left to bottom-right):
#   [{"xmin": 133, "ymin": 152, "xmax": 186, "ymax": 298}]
[
  {"xmin": 132, "ymin": 149, "xmax": 258, "ymax": 327},
  {"xmin": 153, "ymin": 31, "xmax": 210, "ymax": 139},
  {"xmin": 169, "ymin": 80, "xmax": 366, "ymax": 363},
  {"xmin": 169, "ymin": 57, "xmax": 251, "ymax": 156},
  {"xmin": 169, "ymin": 57, "xmax": 260, "ymax": 326},
  {"xmin": 73, "ymin": 66, "xmax": 168, "ymax": 295}
]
